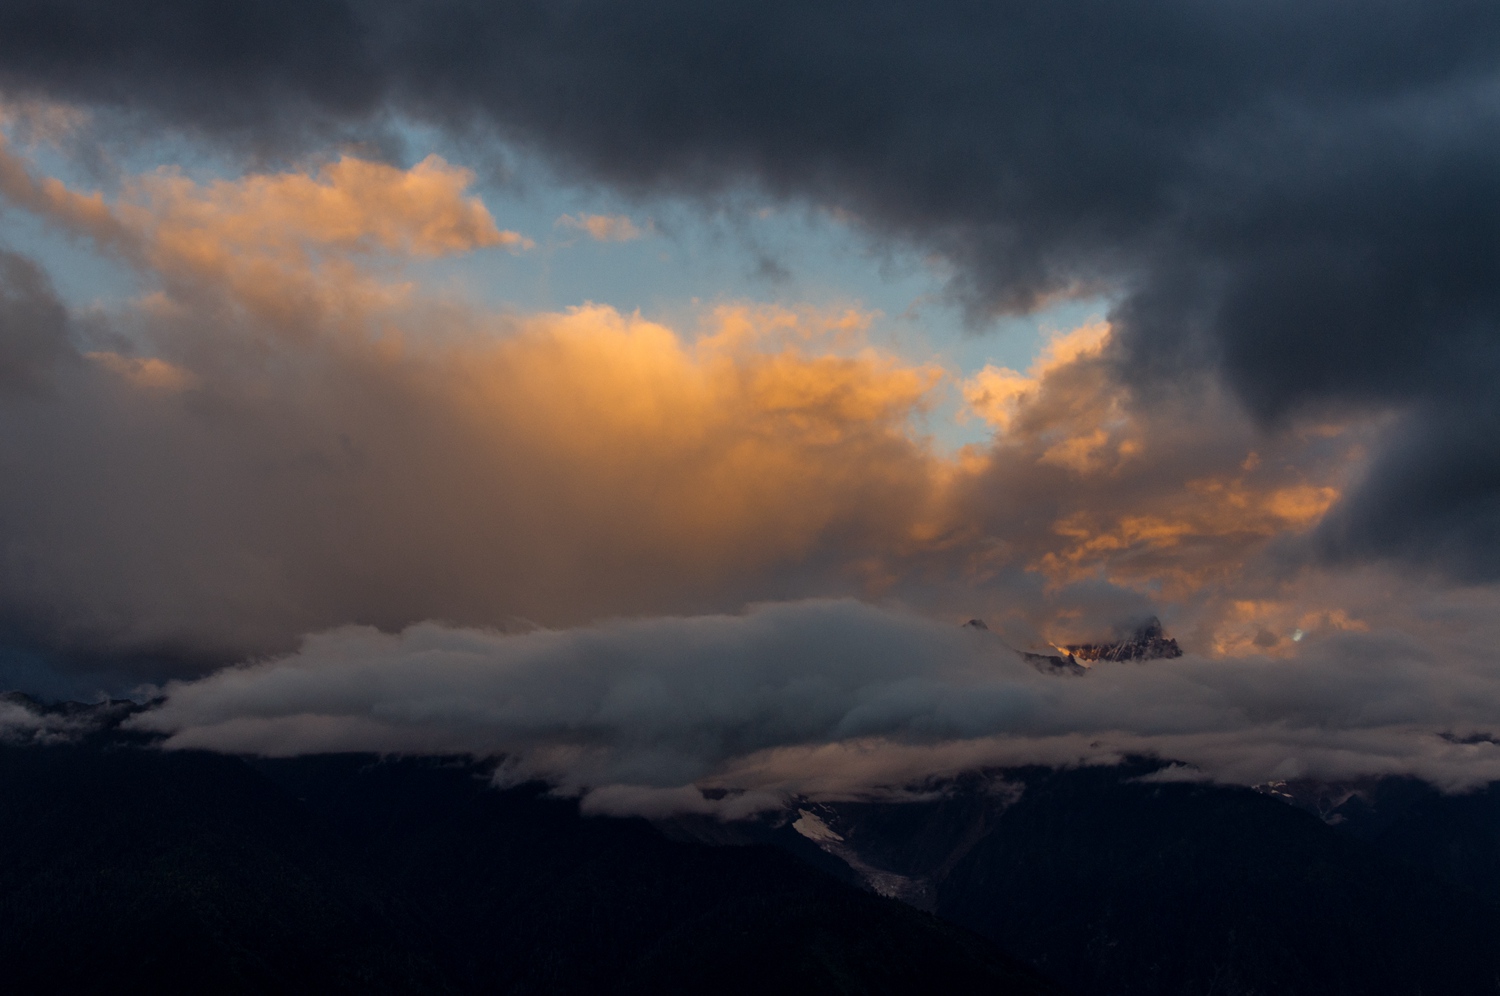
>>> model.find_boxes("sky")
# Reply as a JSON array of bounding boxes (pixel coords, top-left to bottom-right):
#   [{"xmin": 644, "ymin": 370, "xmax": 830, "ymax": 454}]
[{"xmin": 2, "ymin": 0, "xmax": 1500, "ymax": 814}]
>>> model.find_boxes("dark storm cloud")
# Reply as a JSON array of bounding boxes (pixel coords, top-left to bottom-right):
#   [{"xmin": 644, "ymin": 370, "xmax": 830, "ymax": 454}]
[
  {"xmin": 1317, "ymin": 401, "xmax": 1500, "ymax": 578},
  {"xmin": 0, "ymin": 0, "xmax": 379, "ymax": 143},
  {"xmin": 0, "ymin": 249, "xmax": 68, "ymax": 392},
  {"xmin": 2, "ymin": 0, "xmax": 1500, "ymax": 571}
]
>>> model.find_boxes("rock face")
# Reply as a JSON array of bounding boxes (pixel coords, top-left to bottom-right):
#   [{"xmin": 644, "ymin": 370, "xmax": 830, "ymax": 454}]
[
  {"xmin": 1021, "ymin": 651, "xmax": 1087, "ymax": 676},
  {"xmin": 1065, "ymin": 617, "xmax": 1182, "ymax": 663},
  {"xmin": 960, "ymin": 615, "xmax": 1179, "ymax": 674}
]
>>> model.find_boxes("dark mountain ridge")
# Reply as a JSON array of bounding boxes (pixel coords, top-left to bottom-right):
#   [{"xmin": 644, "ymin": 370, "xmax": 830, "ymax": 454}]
[
  {"xmin": 669, "ymin": 762, "xmax": 1500, "ymax": 996},
  {"xmin": 0, "ymin": 735, "xmax": 1056, "ymax": 996},
  {"xmin": 7, "ymin": 694, "xmax": 1500, "ymax": 995}
]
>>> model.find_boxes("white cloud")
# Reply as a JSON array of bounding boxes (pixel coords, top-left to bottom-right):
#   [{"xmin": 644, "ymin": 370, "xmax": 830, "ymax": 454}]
[
  {"xmin": 129, "ymin": 597, "xmax": 1500, "ymax": 815},
  {"xmin": 0, "ymin": 694, "xmax": 94, "ymax": 743}
]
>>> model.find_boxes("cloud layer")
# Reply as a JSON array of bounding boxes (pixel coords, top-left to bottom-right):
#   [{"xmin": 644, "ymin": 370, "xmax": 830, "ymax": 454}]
[{"xmin": 127, "ymin": 598, "xmax": 1500, "ymax": 816}]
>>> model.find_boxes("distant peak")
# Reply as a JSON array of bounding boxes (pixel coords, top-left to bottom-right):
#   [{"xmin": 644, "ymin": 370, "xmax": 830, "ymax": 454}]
[{"xmin": 1065, "ymin": 617, "xmax": 1182, "ymax": 663}]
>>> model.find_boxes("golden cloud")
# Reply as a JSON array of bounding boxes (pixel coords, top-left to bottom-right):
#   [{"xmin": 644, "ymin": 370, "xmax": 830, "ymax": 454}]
[
  {"xmin": 556, "ymin": 212, "xmax": 648, "ymax": 242},
  {"xmin": 960, "ymin": 321, "xmax": 1110, "ymax": 432},
  {"xmin": 0, "ymin": 136, "xmax": 1381, "ymax": 663},
  {"xmin": 0, "ymin": 140, "xmax": 529, "ymax": 328},
  {"xmin": 85, "ymin": 351, "xmax": 198, "ymax": 392},
  {"xmin": 133, "ymin": 153, "xmax": 524, "ymax": 259}
]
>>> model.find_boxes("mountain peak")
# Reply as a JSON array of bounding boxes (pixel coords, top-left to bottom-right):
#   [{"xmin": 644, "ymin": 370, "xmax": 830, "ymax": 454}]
[{"xmin": 1065, "ymin": 617, "xmax": 1182, "ymax": 663}]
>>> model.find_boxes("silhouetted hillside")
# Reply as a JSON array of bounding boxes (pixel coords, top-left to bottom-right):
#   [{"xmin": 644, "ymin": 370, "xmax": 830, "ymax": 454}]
[
  {"xmin": 937, "ymin": 764, "xmax": 1500, "ymax": 995},
  {"xmin": 0, "ymin": 741, "xmax": 1058, "ymax": 995},
  {"xmin": 10, "ymin": 711, "xmax": 1500, "ymax": 996},
  {"xmin": 746, "ymin": 764, "xmax": 1500, "ymax": 996}
]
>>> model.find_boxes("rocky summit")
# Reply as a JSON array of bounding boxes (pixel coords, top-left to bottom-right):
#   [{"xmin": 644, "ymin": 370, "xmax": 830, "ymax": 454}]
[{"xmin": 1065, "ymin": 617, "xmax": 1183, "ymax": 663}]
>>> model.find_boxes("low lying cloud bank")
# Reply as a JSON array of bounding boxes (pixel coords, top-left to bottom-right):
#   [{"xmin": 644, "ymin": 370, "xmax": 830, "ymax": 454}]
[
  {"xmin": 0, "ymin": 694, "xmax": 69, "ymax": 741},
  {"xmin": 127, "ymin": 599, "xmax": 1500, "ymax": 815}
]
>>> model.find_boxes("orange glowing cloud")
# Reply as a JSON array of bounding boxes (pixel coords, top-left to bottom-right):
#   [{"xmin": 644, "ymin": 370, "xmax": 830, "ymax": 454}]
[
  {"xmin": 556, "ymin": 212, "xmax": 648, "ymax": 242},
  {"xmin": 0, "ymin": 167, "xmax": 955, "ymax": 647},
  {"xmin": 0, "ymin": 141, "xmax": 529, "ymax": 328},
  {"xmin": 1034, "ymin": 477, "xmax": 1342, "ymax": 596},
  {"xmin": 85, "ymin": 351, "xmax": 198, "ymax": 391},
  {"xmin": 0, "ymin": 134, "xmax": 1383, "ymax": 663},
  {"xmin": 960, "ymin": 321, "xmax": 1110, "ymax": 432},
  {"xmin": 435, "ymin": 304, "xmax": 947, "ymax": 575},
  {"xmin": 937, "ymin": 318, "xmax": 1371, "ymax": 647},
  {"xmin": 131, "ymin": 153, "xmax": 525, "ymax": 261},
  {"xmin": 0, "ymin": 132, "xmax": 134, "ymax": 254},
  {"xmin": 1207, "ymin": 597, "xmax": 1370, "ymax": 657}
]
